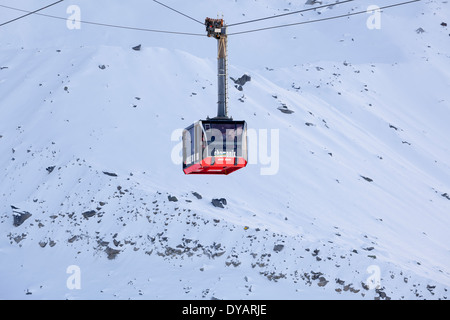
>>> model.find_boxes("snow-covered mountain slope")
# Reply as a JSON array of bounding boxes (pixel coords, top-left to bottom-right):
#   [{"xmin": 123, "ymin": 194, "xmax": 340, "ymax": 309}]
[{"xmin": 1, "ymin": 0, "xmax": 449, "ymax": 300}]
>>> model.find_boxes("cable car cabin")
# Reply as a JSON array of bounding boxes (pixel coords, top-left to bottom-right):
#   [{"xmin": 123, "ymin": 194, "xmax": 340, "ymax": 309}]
[{"xmin": 183, "ymin": 120, "xmax": 248, "ymax": 175}]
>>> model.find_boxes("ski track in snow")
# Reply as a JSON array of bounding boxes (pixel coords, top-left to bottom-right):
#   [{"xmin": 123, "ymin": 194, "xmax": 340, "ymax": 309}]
[{"xmin": 0, "ymin": 0, "xmax": 449, "ymax": 299}]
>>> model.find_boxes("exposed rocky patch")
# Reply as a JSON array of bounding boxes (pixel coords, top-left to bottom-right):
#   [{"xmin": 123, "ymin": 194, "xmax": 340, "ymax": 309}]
[
  {"xmin": 2, "ymin": 162, "xmax": 448, "ymax": 300},
  {"xmin": 211, "ymin": 198, "xmax": 227, "ymax": 208}
]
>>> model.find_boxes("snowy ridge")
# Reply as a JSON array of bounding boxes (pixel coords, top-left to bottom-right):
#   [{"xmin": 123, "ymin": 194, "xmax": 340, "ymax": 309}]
[{"xmin": 0, "ymin": 0, "xmax": 449, "ymax": 299}]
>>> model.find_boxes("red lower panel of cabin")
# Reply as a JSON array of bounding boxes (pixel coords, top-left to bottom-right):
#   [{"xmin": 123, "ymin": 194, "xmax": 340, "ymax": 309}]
[{"xmin": 184, "ymin": 157, "xmax": 247, "ymax": 175}]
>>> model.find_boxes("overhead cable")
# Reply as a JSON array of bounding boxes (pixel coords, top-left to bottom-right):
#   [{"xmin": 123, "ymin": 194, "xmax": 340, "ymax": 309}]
[
  {"xmin": 0, "ymin": 0, "xmax": 64, "ymax": 27},
  {"xmin": 228, "ymin": 0, "xmax": 422, "ymax": 36},
  {"xmin": 152, "ymin": 0, "xmax": 204, "ymax": 25},
  {"xmin": 227, "ymin": 0, "xmax": 355, "ymax": 27},
  {"xmin": 0, "ymin": 3, "xmax": 205, "ymax": 36}
]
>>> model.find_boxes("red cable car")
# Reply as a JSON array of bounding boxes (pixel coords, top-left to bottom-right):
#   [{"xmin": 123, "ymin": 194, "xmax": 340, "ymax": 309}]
[
  {"xmin": 183, "ymin": 119, "xmax": 248, "ymax": 175},
  {"xmin": 182, "ymin": 18, "xmax": 248, "ymax": 175}
]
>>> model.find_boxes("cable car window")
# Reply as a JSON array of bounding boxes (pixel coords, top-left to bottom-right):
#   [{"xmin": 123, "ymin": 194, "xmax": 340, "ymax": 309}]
[
  {"xmin": 183, "ymin": 126, "xmax": 195, "ymax": 166},
  {"xmin": 202, "ymin": 122, "xmax": 245, "ymax": 158}
]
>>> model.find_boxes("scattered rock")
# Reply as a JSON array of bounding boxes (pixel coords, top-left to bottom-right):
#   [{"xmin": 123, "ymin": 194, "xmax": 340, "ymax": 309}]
[
  {"xmin": 117, "ymin": 186, "xmax": 125, "ymax": 195},
  {"xmin": 168, "ymin": 195, "xmax": 178, "ymax": 202},
  {"xmin": 360, "ymin": 175, "xmax": 373, "ymax": 183},
  {"xmin": 389, "ymin": 124, "xmax": 398, "ymax": 131},
  {"xmin": 82, "ymin": 210, "xmax": 96, "ymax": 219},
  {"xmin": 305, "ymin": 0, "xmax": 322, "ymax": 5},
  {"xmin": 427, "ymin": 284, "xmax": 436, "ymax": 295},
  {"xmin": 416, "ymin": 27, "xmax": 425, "ymax": 34},
  {"xmin": 441, "ymin": 193, "xmax": 450, "ymax": 200},
  {"xmin": 375, "ymin": 288, "xmax": 390, "ymax": 300},
  {"xmin": 361, "ymin": 281, "xmax": 370, "ymax": 290},
  {"xmin": 68, "ymin": 235, "xmax": 78, "ymax": 243},
  {"xmin": 291, "ymin": 83, "xmax": 301, "ymax": 91},
  {"xmin": 105, "ymin": 246, "xmax": 121, "ymax": 260},
  {"xmin": 212, "ymin": 198, "xmax": 227, "ymax": 208},
  {"xmin": 317, "ymin": 276, "xmax": 329, "ymax": 287},
  {"xmin": 46, "ymin": 166, "xmax": 56, "ymax": 174},
  {"xmin": 98, "ymin": 64, "xmax": 106, "ymax": 70},
  {"xmin": 192, "ymin": 191, "xmax": 202, "ymax": 199},
  {"xmin": 441, "ymin": 22, "xmax": 447, "ymax": 27},
  {"xmin": 273, "ymin": 244, "xmax": 284, "ymax": 253},
  {"xmin": 132, "ymin": 44, "xmax": 141, "ymax": 51},
  {"xmin": 98, "ymin": 239, "xmax": 109, "ymax": 247},
  {"xmin": 103, "ymin": 171, "xmax": 118, "ymax": 177},
  {"xmin": 13, "ymin": 211, "xmax": 32, "ymax": 227},
  {"xmin": 277, "ymin": 104, "xmax": 294, "ymax": 114},
  {"xmin": 260, "ymin": 271, "xmax": 286, "ymax": 282},
  {"xmin": 13, "ymin": 234, "xmax": 27, "ymax": 243},
  {"xmin": 230, "ymin": 74, "xmax": 251, "ymax": 87},
  {"xmin": 310, "ymin": 271, "xmax": 321, "ymax": 280}
]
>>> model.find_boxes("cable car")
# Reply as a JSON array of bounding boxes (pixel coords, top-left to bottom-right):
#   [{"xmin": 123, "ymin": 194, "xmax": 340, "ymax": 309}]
[
  {"xmin": 182, "ymin": 18, "xmax": 248, "ymax": 175},
  {"xmin": 183, "ymin": 119, "xmax": 248, "ymax": 175}
]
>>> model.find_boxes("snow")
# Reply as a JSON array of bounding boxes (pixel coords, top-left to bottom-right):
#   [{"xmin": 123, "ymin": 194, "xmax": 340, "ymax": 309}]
[{"xmin": 1, "ymin": 0, "xmax": 449, "ymax": 300}]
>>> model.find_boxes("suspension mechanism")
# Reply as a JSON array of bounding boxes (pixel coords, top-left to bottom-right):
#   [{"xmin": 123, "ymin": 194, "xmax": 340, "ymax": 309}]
[{"xmin": 205, "ymin": 18, "xmax": 224, "ymax": 39}]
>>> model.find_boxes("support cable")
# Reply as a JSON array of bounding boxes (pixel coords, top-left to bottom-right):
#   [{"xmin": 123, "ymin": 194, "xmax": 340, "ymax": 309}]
[
  {"xmin": 0, "ymin": 0, "xmax": 64, "ymax": 27},
  {"xmin": 228, "ymin": 0, "xmax": 421, "ymax": 36},
  {"xmin": 152, "ymin": 0, "xmax": 204, "ymax": 25},
  {"xmin": 0, "ymin": 3, "xmax": 205, "ymax": 36},
  {"xmin": 227, "ymin": 0, "xmax": 355, "ymax": 27}
]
